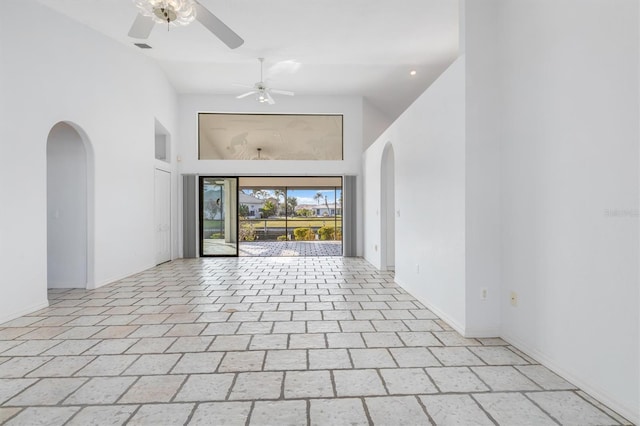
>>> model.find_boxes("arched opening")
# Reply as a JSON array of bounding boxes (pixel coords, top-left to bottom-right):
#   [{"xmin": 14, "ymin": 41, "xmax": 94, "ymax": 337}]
[
  {"xmin": 381, "ymin": 143, "xmax": 395, "ymax": 271},
  {"xmin": 46, "ymin": 122, "xmax": 93, "ymax": 289}
]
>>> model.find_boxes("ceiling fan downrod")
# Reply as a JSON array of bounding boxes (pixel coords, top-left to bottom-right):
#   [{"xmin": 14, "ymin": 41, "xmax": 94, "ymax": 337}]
[{"xmin": 259, "ymin": 58, "xmax": 265, "ymax": 83}]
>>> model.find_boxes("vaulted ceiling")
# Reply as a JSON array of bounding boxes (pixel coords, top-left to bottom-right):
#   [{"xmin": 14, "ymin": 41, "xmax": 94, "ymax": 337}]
[{"xmin": 38, "ymin": 0, "xmax": 459, "ymax": 121}]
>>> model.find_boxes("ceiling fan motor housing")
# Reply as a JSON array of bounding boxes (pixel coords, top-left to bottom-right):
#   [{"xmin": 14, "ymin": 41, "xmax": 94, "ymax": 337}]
[
  {"xmin": 234, "ymin": 59, "xmax": 294, "ymax": 104},
  {"xmin": 154, "ymin": 6, "xmax": 177, "ymax": 23},
  {"xmin": 134, "ymin": 0, "xmax": 197, "ymax": 26}
]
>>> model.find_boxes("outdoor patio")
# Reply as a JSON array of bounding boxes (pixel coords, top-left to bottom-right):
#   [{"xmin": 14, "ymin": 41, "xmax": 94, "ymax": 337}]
[{"xmin": 239, "ymin": 241, "xmax": 342, "ymax": 257}]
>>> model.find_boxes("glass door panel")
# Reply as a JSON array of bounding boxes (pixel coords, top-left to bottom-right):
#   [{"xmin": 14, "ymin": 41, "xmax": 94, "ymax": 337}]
[{"xmin": 200, "ymin": 177, "xmax": 238, "ymax": 256}]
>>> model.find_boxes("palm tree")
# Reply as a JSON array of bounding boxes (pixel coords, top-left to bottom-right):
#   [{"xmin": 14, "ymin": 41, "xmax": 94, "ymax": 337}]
[
  {"xmin": 261, "ymin": 200, "xmax": 276, "ymax": 218},
  {"xmin": 313, "ymin": 192, "xmax": 324, "ymax": 217},
  {"xmin": 251, "ymin": 189, "xmax": 268, "ymax": 199},
  {"xmin": 287, "ymin": 196, "xmax": 298, "ymax": 216},
  {"xmin": 274, "ymin": 189, "xmax": 285, "ymax": 216}
]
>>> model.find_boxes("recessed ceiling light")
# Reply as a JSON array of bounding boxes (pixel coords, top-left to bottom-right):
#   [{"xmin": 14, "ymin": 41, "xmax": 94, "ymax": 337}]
[{"xmin": 409, "ymin": 70, "xmax": 417, "ymax": 76}]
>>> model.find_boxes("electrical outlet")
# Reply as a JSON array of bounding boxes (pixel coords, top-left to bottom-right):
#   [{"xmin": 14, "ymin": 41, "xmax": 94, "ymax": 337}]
[
  {"xmin": 416, "ymin": 264, "xmax": 420, "ymax": 274},
  {"xmin": 481, "ymin": 288, "xmax": 488, "ymax": 300},
  {"xmin": 510, "ymin": 291, "xmax": 518, "ymax": 306}
]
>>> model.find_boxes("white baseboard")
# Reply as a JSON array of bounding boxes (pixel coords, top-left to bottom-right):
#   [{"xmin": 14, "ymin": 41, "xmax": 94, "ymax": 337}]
[
  {"xmin": 462, "ymin": 326, "xmax": 501, "ymax": 338},
  {"xmin": 502, "ymin": 332, "xmax": 639, "ymax": 425},
  {"xmin": 47, "ymin": 282, "xmax": 85, "ymax": 289},
  {"xmin": 91, "ymin": 263, "xmax": 157, "ymax": 290},
  {"xmin": 0, "ymin": 299, "xmax": 49, "ymax": 325}
]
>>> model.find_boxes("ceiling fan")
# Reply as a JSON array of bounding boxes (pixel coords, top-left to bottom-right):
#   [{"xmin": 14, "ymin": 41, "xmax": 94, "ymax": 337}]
[
  {"xmin": 128, "ymin": 0, "xmax": 244, "ymax": 50},
  {"xmin": 235, "ymin": 58, "xmax": 295, "ymax": 105}
]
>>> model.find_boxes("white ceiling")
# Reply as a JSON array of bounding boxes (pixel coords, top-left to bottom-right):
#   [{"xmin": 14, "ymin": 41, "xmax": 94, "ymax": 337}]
[{"xmin": 38, "ymin": 0, "xmax": 459, "ymax": 120}]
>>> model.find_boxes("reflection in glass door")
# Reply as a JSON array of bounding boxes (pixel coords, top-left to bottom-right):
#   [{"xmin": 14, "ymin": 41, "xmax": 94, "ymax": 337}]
[{"xmin": 200, "ymin": 177, "xmax": 238, "ymax": 256}]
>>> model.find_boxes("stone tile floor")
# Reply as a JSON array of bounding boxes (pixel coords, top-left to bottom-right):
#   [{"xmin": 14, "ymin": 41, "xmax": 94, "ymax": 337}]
[
  {"xmin": 0, "ymin": 257, "xmax": 632, "ymax": 425},
  {"xmin": 239, "ymin": 241, "xmax": 343, "ymax": 257}
]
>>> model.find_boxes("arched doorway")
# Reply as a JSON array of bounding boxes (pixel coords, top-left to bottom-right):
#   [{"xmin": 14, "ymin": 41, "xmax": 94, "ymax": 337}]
[
  {"xmin": 381, "ymin": 143, "xmax": 395, "ymax": 271},
  {"xmin": 46, "ymin": 122, "xmax": 93, "ymax": 289}
]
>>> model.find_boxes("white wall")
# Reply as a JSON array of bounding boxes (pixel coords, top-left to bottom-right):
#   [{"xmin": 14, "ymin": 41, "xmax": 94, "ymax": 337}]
[
  {"xmin": 363, "ymin": 58, "xmax": 467, "ymax": 331},
  {"xmin": 0, "ymin": 1, "xmax": 179, "ymax": 323},
  {"xmin": 365, "ymin": 1, "xmax": 639, "ymax": 420},
  {"xmin": 177, "ymin": 95, "xmax": 365, "ymax": 256},
  {"xmin": 463, "ymin": 0, "xmax": 502, "ymax": 337},
  {"xmin": 363, "ymin": 99, "xmax": 392, "ymax": 150},
  {"xmin": 497, "ymin": 1, "xmax": 639, "ymax": 421},
  {"xmin": 381, "ymin": 145, "xmax": 395, "ymax": 270}
]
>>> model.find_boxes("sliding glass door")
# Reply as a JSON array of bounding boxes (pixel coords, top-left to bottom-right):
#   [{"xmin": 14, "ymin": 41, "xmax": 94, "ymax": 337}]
[
  {"xmin": 199, "ymin": 177, "xmax": 238, "ymax": 256},
  {"xmin": 198, "ymin": 176, "xmax": 345, "ymax": 257}
]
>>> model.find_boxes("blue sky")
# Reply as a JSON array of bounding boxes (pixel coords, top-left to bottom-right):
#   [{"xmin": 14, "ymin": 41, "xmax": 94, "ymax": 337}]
[
  {"xmin": 242, "ymin": 188, "xmax": 341, "ymax": 206},
  {"xmin": 289, "ymin": 189, "xmax": 341, "ymax": 206}
]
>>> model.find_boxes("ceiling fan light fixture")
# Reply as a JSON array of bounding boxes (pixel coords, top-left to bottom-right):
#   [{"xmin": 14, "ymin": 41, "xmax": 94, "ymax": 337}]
[
  {"xmin": 134, "ymin": 0, "xmax": 197, "ymax": 26},
  {"xmin": 256, "ymin": 87, "xmax": 271, "ymax": 103}
]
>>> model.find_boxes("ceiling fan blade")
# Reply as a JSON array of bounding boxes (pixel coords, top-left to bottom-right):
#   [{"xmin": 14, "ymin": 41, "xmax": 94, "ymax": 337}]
[
  {"xmin": 194, "ymin": 1, "xmax": 244, "ymax": 49},
  {"xmin": 232, "ymin": 83, "xmax": 255, "ymax": 89},
  {"xmin": 236, "ymin": 91, "xmax": 257, "ymax": 99},
  {"xmin": 128, "ymin": 13, "xmax": 155, "ymax": 39},
  {"xmin": 266, "ymin": 92, "xmax": 276, "ymax": 105},
  {"xmin": 271, "ymin": 89, "xmax": 295, "ymax": 96}
]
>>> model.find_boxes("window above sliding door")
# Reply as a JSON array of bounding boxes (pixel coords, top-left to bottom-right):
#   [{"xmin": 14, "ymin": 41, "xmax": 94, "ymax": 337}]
[{"xmin": 198, "ymin": 113, "xmax": 343, "ymax": 160}]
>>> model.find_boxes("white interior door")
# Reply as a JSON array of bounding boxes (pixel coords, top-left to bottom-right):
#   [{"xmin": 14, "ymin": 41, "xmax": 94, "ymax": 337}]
[{"xmin": 155, "ymin": 169, "xmax": 171, "ymax": 264}]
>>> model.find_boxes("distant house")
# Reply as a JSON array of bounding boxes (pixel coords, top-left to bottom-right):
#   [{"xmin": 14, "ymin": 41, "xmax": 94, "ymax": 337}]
[
  {"xmin": 240, "ymin": 192, "xmax": 265, "ymax": 218},
  {"xmin": 295, "ymin": 203, "xmax": 341, "ymax": 217}
]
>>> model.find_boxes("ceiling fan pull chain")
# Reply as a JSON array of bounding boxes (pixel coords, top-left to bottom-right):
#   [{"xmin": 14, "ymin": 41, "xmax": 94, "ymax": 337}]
[{"xmin": 164, "ymin": 5, "xmax": 170, "ymax": 31}]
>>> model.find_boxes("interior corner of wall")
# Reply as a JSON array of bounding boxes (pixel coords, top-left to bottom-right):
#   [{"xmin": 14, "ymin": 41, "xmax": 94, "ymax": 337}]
[
  {"xmin": 395, "ymin": 276, "xmax": 467, "ymax": 336},
  {"xmin": 458, "ymin": 0, "xmax": 466, "ymax": 55},
  {"xmin": 363, "ymin": 252, "xmax": 381, "ymax": 271}
]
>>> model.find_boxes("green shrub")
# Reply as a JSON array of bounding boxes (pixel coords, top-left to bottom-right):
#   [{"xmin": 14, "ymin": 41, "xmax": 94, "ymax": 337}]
[
  {"xmin": 296, "ymin": 208, "xmax": 313, "ymax": 217},
  {"xmin": 239, "ymin": 222, "xmax": 257, "ymax": 241},
  {"xmin": 317, "ymin": 226, "xmax": 335, "ymax": 240},
  {"xmin": 209, "ymin": 232, "xmax": 224, "ymax": 239},
  {"xmin": 277, "ymin": 235, "xmax": 288, "ymax": 241},
  {"xmin": 293, "ymin": 227, "xmax": 315, "ymax": 241}
]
